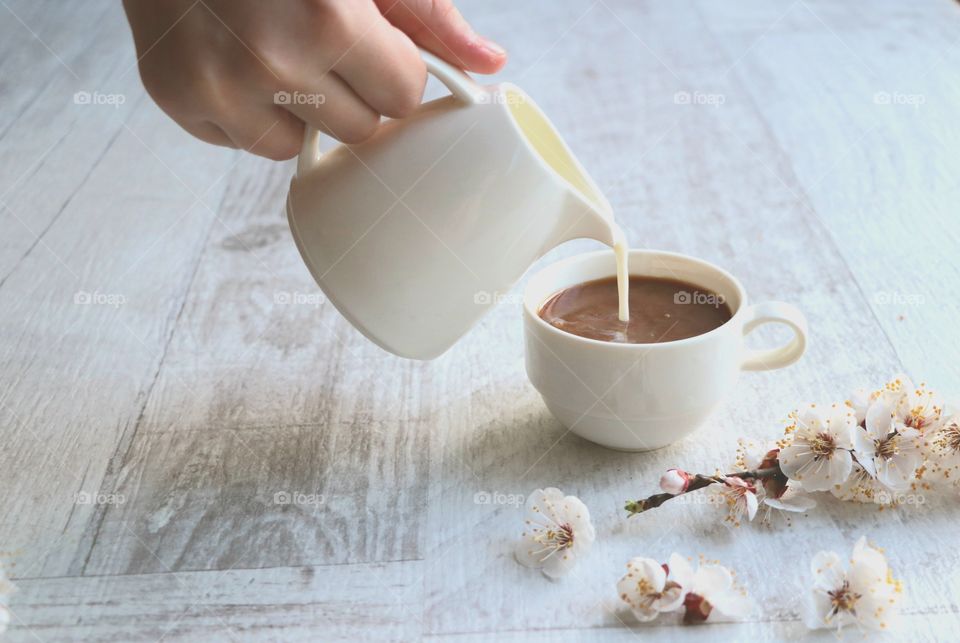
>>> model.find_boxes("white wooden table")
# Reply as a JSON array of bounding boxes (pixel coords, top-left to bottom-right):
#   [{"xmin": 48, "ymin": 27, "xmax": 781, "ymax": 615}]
[{"xmin": 2, "ymin": 0, "xmax": 959, "ymax": 640}]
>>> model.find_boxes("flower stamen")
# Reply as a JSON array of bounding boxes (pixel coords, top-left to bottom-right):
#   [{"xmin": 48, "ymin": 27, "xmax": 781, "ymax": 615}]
[
  {"xmin": 809, "ymin": 431, "xmax": 836, "ymax": 459},
  {"xmin": 827, "ymin": 580, "xmax": 862, "ymax": 619}
]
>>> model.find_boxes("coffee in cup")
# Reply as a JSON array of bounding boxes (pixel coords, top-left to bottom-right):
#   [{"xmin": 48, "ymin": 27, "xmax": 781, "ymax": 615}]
[{"xmin": 538, "ymin": 275, "xmax": 731, "ymax": 344}]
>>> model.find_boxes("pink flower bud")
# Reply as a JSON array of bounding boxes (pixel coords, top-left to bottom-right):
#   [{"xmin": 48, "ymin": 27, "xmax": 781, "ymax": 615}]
[{"xmin": 659, "ymin": 468, "xmax": 691, "ymax": 495}]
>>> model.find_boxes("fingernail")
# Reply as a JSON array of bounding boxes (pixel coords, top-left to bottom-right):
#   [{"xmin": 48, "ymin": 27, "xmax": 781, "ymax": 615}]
[{"xmin": 478, "ymin": 36, "xmax": 506, "ymax": 57}]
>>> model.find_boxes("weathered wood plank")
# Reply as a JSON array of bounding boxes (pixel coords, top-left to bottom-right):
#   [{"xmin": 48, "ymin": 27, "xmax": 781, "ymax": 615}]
[
  {"xmin": 0, "ymin": 1, "xmax": 112, "ymax": 137},
  {"xmin": 0, "ymin": 95, "xmax": 233, "ymax": 579},
  {"xmin": 0, "ymin": 1, "xmax": 142, "ymax": 281},
  {"xmin": 75, "ymin": 156, "xmax": 433, "ymax": 576},
  {"xmin": 424, "ymin": 610, "xmax": 960, "ymax": 642},
  {"xmin": 8, "ymin": 561, "xmax": 423, "ymax": 642},
  {"xmin": 698, "ymin": 0, "xmax": 960, "ymax": 390}
]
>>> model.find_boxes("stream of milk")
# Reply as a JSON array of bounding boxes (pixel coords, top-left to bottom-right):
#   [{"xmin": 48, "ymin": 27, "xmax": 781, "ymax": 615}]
[{"xmin": 611, "ymin": 223, "xmax": 629, "ymax": 322}]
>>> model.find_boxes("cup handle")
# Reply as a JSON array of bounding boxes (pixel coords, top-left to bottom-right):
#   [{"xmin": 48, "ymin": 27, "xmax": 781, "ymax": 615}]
[
  {"xmin": 740, "ymin": 302, "xmax": 808, "ymax": 371},
  {"xmin": 297, "ymin": 48, "xmax": 486, "ymax": 176}
]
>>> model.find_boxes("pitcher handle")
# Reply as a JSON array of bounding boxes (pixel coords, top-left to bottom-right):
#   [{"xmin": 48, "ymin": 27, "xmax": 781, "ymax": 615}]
[{"xmin": 297, "ymin": 48, "xmax": 486, "ymax": 176}]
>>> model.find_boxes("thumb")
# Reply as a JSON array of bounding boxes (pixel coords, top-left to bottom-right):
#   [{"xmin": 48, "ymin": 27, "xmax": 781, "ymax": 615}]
[{"xmin": 377, "ymin": 0, "xmax": 506, "ymax": 74}]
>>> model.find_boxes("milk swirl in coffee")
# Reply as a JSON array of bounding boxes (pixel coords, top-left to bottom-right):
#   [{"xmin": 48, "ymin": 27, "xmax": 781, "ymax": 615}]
[{"xmin": 538, "ymin": 272, "xmax": 732, "ymax": 344}]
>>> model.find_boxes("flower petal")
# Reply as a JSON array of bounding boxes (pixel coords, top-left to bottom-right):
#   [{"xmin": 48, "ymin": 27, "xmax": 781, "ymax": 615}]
[
  {"xmin": 667, "ymin": 553, "xmax": 694, "ymax": 588},
  {"xmin": 709, "ymin": 590, "xmax": 753, "ymax": 619},
  {"xmin": 865, "ymin": 400, "xmax": 894, "ymax": 440},
  {"xmin": 849, "ymin": 537, "xmax": 888, "ymax": 588},
  {"xmin": 744, "ymin": 489, "xmax": 759, "ymax": 521},
  {"xmin": 777, "ymin": 443, "xmax": 808, "ymax": 481},
  {"xmin": 810, "ymin": 550, "xmax": 845, "ymax": 591},
  {"xmin": 540, "ymin": 546, "xmax": 580, "ymax": 579},
  {"xmin": 848, "ymin": 387, "xmax": 873, "ymax": 425},
  {"xmin": 826, "ymin": 450, "xmax": 854, "ymax": 489},
  {"xmin": 764, "ymin": 489, "xmax": 816, "ymax": 512},
  {"xmin": 852, "ymin": 426, "xmax": 878, "ymax": 478},
  {"xmin": 826, "ymin": 407, "xmax": 857, "ymax": 449},
  {"xmin": 628, "ymin": 557, "xmax": 667, "ymax": 591},
  {"xmin": 693, "ymin": 563, "xmax": 733, "ymax": 596},
  {"xmin": 515, "ymin": 538, "xmax": 546, "ymax": 570}
]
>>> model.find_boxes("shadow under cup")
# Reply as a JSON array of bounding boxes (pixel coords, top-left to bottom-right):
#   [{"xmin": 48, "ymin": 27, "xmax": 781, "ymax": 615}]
[{"xmin": 523, "ymin": 249, "xmax": 805, "ymax": 451}]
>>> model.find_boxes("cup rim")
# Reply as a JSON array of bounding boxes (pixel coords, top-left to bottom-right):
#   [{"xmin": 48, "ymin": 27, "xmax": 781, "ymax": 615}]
[{"xmin": 523, "ymin": 249, "xmax": 748, "ymax": 350}]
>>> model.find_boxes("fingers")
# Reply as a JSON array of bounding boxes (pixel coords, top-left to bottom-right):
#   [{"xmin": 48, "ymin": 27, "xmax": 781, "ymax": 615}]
[
  {"xmin": 222, "ymin": 106, "xmax": 303, "ymax": 161},
  {"xmin": 375, "ymin": 0, "xmax": 507, "ymax": 74},
  {"xmin": 330, "ymin": 16, "xmax": 426, "ymax": 119},
  {"xmin": 163, "ymin": 105, "xmax": 303, "ymax": 160},
  {"xmin": 181, "ymin": 120, "xmax": 234, "ymax": 148},
  {"xmin": 281, "ymin": 72, "xmax": 381, "ymax": 145}
]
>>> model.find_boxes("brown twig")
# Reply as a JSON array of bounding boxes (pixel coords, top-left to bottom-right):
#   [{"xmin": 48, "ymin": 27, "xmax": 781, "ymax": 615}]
[{"xmin": 624, "ymin": 467, "xmax": 784, "ymax": 516}]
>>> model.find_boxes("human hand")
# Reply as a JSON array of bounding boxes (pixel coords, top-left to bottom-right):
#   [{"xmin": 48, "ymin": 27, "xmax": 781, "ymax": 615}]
[{"xmin": 122, "ymin": 0, "xmax": 506, "ymax": 159}]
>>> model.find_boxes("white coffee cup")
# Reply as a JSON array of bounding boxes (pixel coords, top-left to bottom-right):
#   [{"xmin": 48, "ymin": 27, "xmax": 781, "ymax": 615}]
[{"xmin": 523, "ymin": 249, "xmax": 808, "ymax": 451}]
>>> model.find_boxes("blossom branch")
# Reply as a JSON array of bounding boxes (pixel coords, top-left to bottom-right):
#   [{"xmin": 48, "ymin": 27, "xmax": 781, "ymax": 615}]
[{"xmin": 625, "ymin": 467, "xmax": 784, "ymax": 516}]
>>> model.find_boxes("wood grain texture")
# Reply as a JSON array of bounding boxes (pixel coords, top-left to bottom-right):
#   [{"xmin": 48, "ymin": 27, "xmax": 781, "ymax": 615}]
[
  {"xmin": 697, "ymin": 0, "xmax": 960, "ymax": 390},
  {"xmin": 1, "ymin": 0, "xmax": 959, "ymax": 640},
  {"xmin": 0, "ymin": 0, "xmax": 235, "ymax": 580},
  {"xmin": 73, "ymin": 155, "xmax": 433, "ymax": 577},
  {"xmin": 7, "ymin": 561, "xmax": 423, "ymax": 642}
]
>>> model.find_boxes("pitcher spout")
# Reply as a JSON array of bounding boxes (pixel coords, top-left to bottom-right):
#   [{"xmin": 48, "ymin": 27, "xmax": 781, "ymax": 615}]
[
  {"xmin": 556, "ymin": 197, "xmax": 622, "ymax": 247},
  {"xmin": 499, "ymin": 82, "xmax": 622, "ymax": 249}
]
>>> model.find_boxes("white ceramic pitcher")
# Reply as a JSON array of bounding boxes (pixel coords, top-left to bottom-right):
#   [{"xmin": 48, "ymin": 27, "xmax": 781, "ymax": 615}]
[{"xmin": 286, "ymin": 49, "xmax": 618, "ymax": 359}]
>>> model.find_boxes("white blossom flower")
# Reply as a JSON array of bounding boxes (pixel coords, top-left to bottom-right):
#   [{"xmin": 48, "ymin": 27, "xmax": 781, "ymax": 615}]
[
  {"xmin": 805, "ymin": 536, "xmax": 903, "ymax": 632},
  {"xmin": 779, "ymin": 404, "xmax": 856, "ymax": 491},
  {"xmin": 617, "ymin": 553, "xmax": 687, "ymax": 621},
  {"xmin": 516, "ymin": 487, "xmax": 595, "ymax": 578},
  {"xmin": 670, "ymin": 556, "xmax": 752, "ymax": 622},
  {"xmin": 659, "ymin": 469, "xmax": 691, "ymax": 495},
  {"xmin": 930, "ymin": 415, "xmax": 960, "ymax": 485},
  {"xmin": 885, "ymin": 376, "xmax": 943, "ymax": 433},
  {"xmin": 852, "ymin": 399, "xmax": 922, "ymax": 492},
  {"xmin": 718, "ymin": 476, "xmax": 758, "ymax": 526}
]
